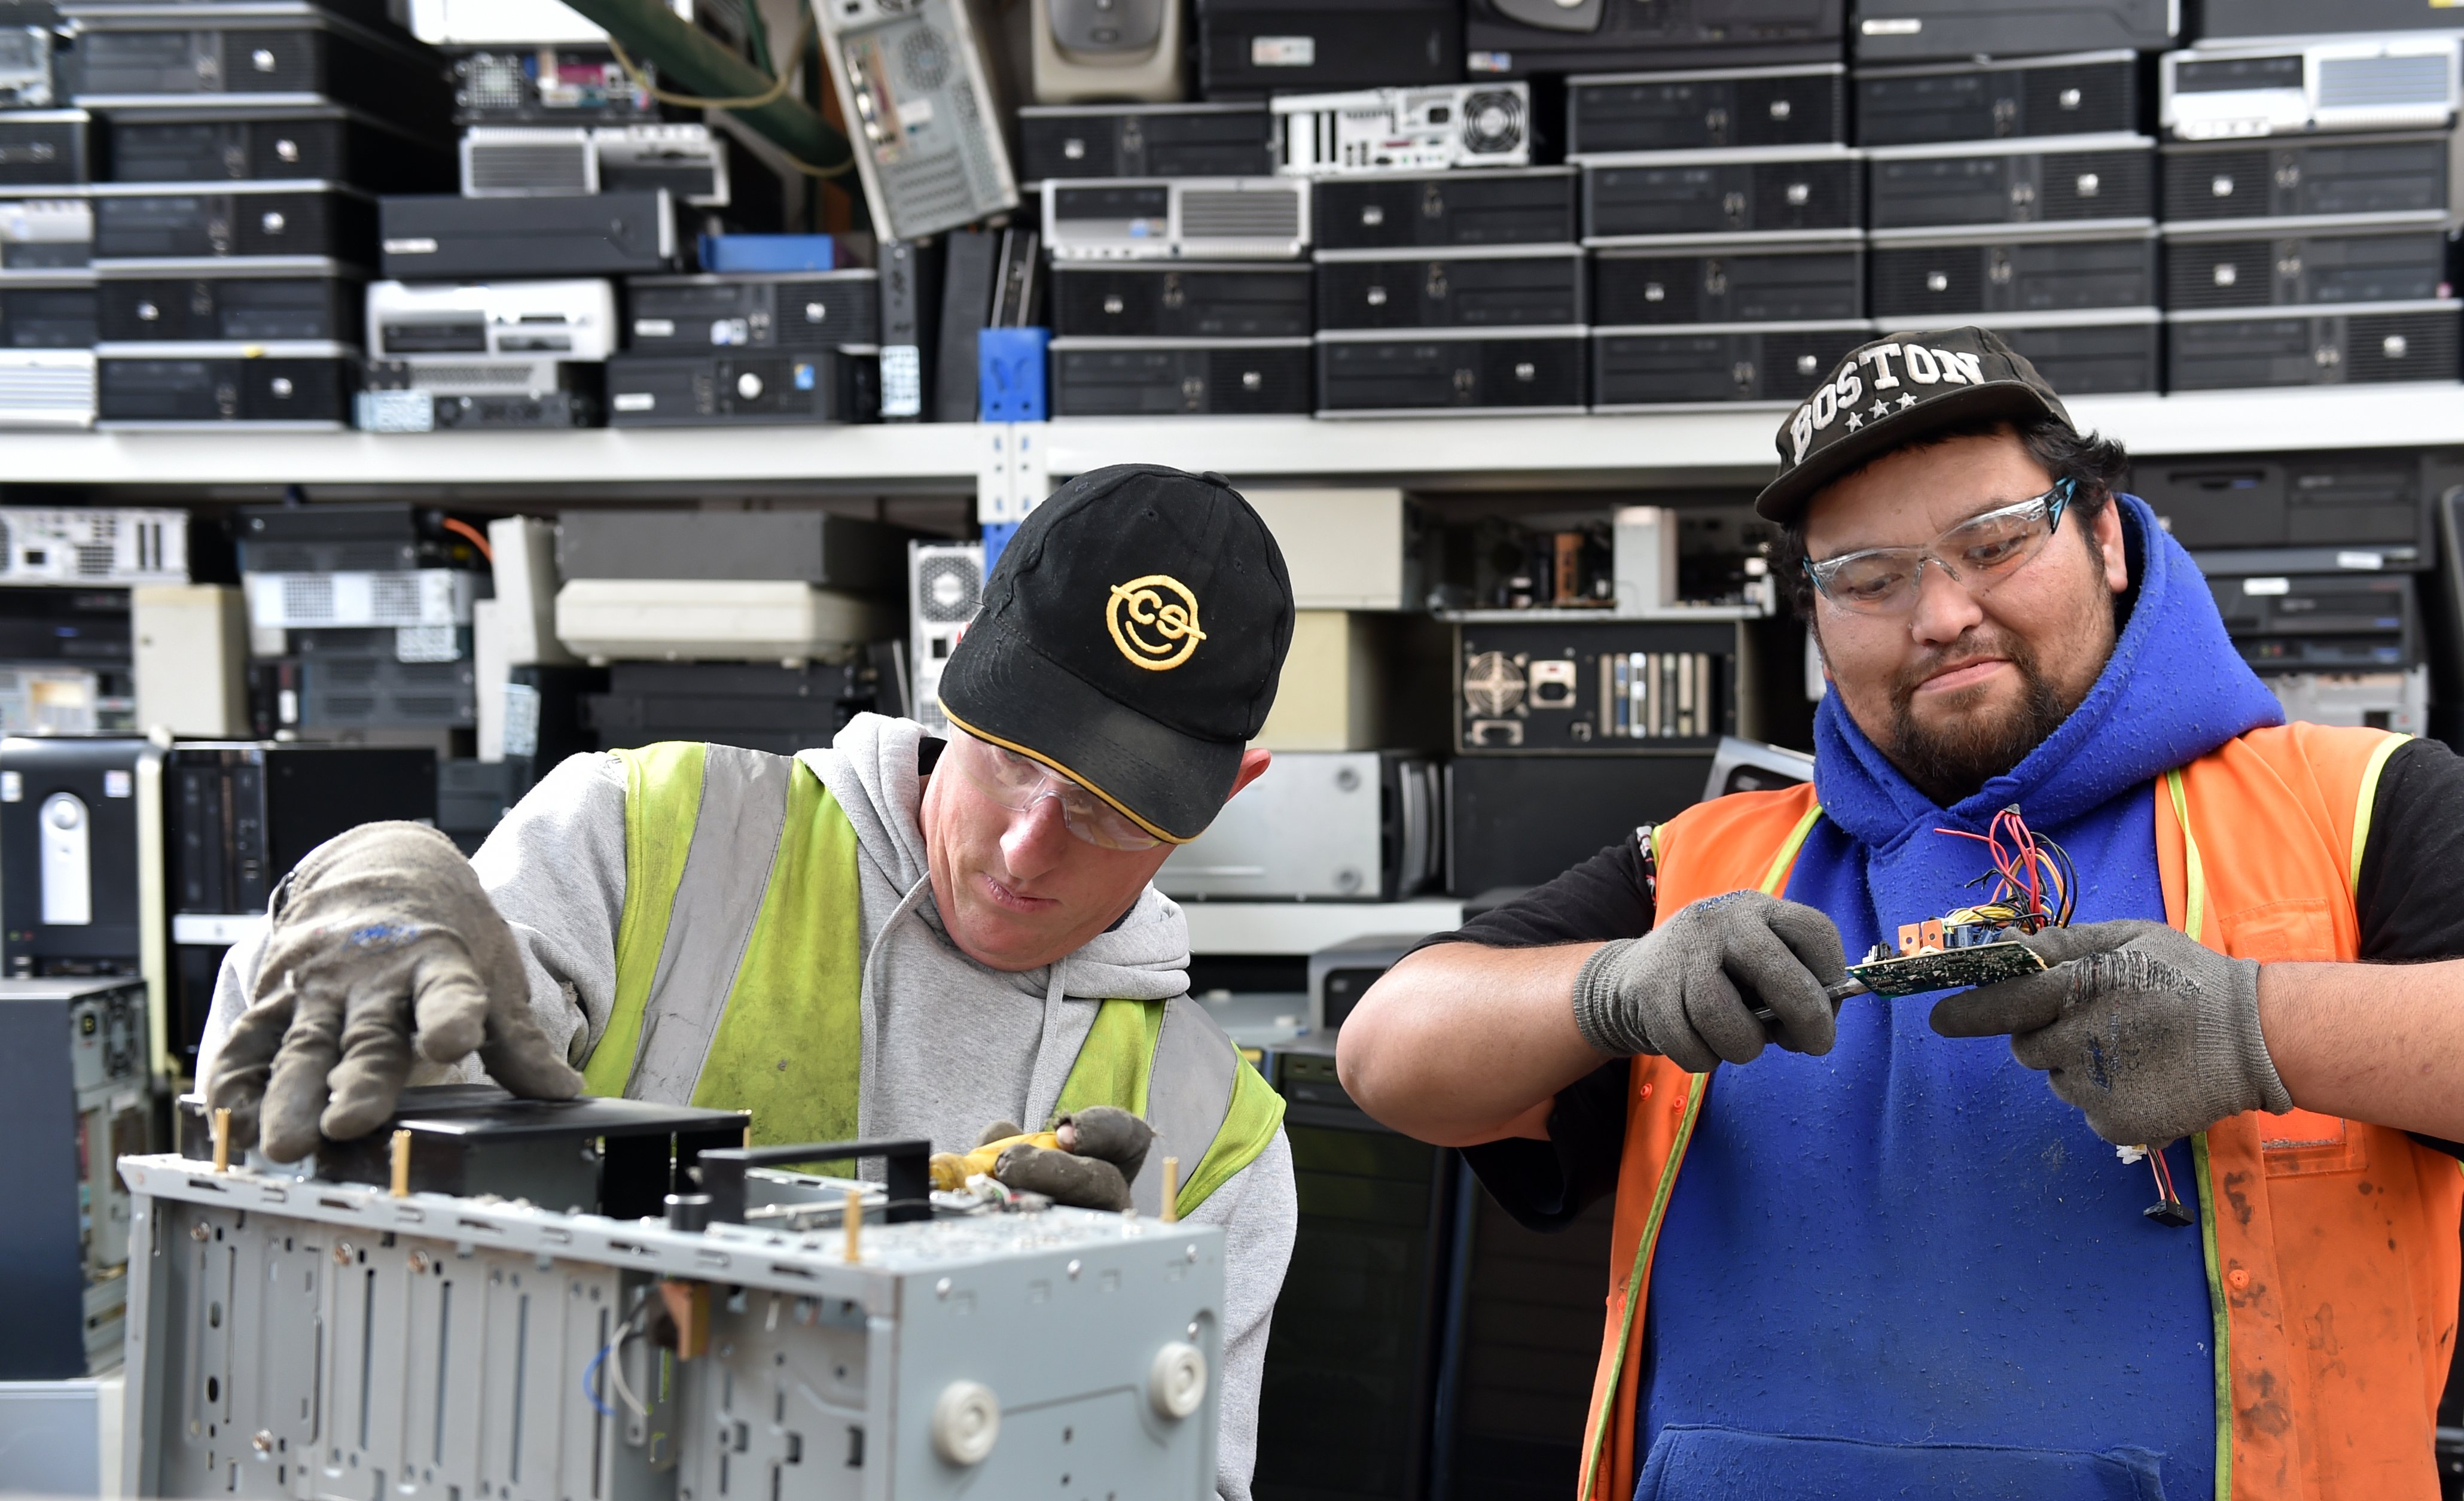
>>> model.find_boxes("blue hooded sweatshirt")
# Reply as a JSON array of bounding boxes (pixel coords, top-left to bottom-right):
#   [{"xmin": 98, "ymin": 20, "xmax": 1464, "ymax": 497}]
[{"xmin": 1632, "ymin": 497, "xmax": 2286, "ymax": 1501}]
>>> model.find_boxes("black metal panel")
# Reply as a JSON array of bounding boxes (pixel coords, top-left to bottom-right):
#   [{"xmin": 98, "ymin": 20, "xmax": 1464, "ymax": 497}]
[
  {"xmin": 1867, "ymin": 142, "xmax": 2152, "ymax": 230},
  {"xmin": 1317, "ymin": 251, "xmax": 1583, "ymax": 330},
  {"xmin": 1019, "ymin": 105, "xmax": 1276, "ymax": 181},
  {"xmin": 1050, "ymin": 340, "xmax": 1315, "ymax": 414},
  {"xmin": 1855, "ymin": 54, "xmax": 2139, "ymax": 146},
  {"xmin": 1317, "ymin": 333, "xmax": 1586, "ymax": 411},
  {"xmin": 1869, "ymin": 233, "xmax": 2155, "ymax": 317},
  {"xmin": 1051, "ymin": 263, "xmax": 1314, "ymax": 337},
  {"xmin": 2160, "ymin": 136, "xmax": 2448, "ymax": 224},
  {"xmin": 97, "ymin": 355, "xmax": 355, "ymax": 422},
  {"xmin": 1568, "ymin": 67, "xmax": 1846, "ymax": 155},
  {"xmin": 2168, "ymin": 306, "xmax": 2460, "ymax": 390},
  {"xmin": 1591, "ymin": 322, "xmax": 1865, "ymax": 404},
  {"xmin": 1196, "ymin": 0, "xmax": 1462, "ymax": 98},
  {"xmin": 1993, "ymin": 316, "xmax": 2158, "ymax": 394},
  {"xmin": 94, "ymin": 187, "xmax": 376, "ymax": 263},
  {"xmin": 1847, "ymin": 0, "xmax": 2172, "ymax": 62},
  {"xmin": 2163, "ymin": 230, "xmax": 2448, "ymax": 312},
  {"xmin": 1593, "ymin": 242, "xmax": 1862, "ymax": 324},
  {"xmin": 1465, "ymin": 0, "xmax": 1844, "ymax": 77},
  {"xmin": 1316, "ymin": 170, "xmax": 1578, "ymax": 250},
  {"xmin": 97, "ymin": 275, "xmax": 361, "ymax": 342},
  {"xmin": 1584, "ymin": 153, "xmax": 1861, "ymax": 238}
]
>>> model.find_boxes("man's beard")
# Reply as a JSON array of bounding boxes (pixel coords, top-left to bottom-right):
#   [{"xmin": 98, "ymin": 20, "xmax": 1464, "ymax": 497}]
[{"xmin": 1879, "ymin": 627, "xmax": 2081, "ymax": 807}]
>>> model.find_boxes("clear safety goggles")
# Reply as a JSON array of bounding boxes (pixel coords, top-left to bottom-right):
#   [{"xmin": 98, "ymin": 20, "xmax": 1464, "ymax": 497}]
[
  {"xmin": 944, "ymin": 729, "xmax": 1164, "ymax": 852},
  {"xmin": 1804, "ymin": 479, "xmax": 2076, "ymax": 616}
]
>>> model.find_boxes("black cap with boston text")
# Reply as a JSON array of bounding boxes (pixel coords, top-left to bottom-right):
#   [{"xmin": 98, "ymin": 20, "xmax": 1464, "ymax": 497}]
[
  {"xmin": 1754, "ymin": 325, "xmax": 2079, "ymax": 525},
  {"xmin": 934, "ymin": 464, "xmax": 1295, "ymax": 844}
]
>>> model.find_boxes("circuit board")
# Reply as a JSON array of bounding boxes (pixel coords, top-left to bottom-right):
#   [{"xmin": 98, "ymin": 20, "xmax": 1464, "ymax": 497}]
[{"xmin": 1847, "ymin": 940, "xmax": 2047, "ymax": 997}]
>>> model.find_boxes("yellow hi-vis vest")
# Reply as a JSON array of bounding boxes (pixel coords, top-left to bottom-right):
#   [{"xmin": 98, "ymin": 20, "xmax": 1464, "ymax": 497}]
[{"xmin": 578, "ymin": 741, "xmax": 1285, "ymax": 1217}]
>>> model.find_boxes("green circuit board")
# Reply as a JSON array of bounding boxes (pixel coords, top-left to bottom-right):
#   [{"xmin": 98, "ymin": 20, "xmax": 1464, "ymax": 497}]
[{"xmin": 1847, "ymin": 940, "xmax": 2048, "ymax": 998}]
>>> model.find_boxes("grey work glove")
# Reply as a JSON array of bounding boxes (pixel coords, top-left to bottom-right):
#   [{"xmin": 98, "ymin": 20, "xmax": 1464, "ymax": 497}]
[
  {"xmin": 1573, "ymin": 890, "xmax": 1849, "ymax": 1073},
  {"xmin": 989, "ymin": 1107, "xmax": 1157, "ymax": 1212},
  {"xmin": 206, "ymin": 821, "xmax": 583, "ymax": 1162},
  {"xmin": 1928, "ymin": 919, "xmax": 2292, "ymax": 1148}
]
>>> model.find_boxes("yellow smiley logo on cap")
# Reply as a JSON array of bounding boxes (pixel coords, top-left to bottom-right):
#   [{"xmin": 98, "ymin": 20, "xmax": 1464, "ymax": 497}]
[{"xmin": 1105, "ymin": 574, "xmax": 1206, "ymax": 671}]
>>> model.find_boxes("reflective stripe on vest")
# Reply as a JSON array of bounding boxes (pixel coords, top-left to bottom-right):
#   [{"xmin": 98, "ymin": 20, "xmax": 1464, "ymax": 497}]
[
  {"xmin": 1582, "ymin": 724, "xmax": 2459, "ymax": 1501},
  {"xmin": 584, "ymin": 741, "xmax": 1283, "ymax": 1216}
]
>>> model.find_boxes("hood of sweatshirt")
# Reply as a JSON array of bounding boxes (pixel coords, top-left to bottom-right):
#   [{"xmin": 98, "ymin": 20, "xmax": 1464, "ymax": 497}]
[{"xmin": 806, "ymin": 713, "xmax": 1194, "ymax": 1002}]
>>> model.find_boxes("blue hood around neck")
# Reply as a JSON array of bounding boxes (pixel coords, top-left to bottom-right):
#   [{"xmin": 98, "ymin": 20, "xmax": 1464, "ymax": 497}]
[{"xmin": 1811, "ymin": 492, "xmax": 2284, "ymax": 850}]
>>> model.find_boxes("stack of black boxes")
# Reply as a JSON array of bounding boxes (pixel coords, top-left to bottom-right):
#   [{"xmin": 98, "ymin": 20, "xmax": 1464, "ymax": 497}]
[
  {"xmin": 0, "ymin": 5, "xmax": 94, "ymax": 427},
  {"xmin": 72, "ymin": 0, "xmax": 455, "ymax": 427},
  {"xmin": 2157, "ymin": 22, "xmax": 2461, "ymax": 393},
  {"xmin": 1855, "ymin": 4, "xmax": 2172, "ymax": 394}
]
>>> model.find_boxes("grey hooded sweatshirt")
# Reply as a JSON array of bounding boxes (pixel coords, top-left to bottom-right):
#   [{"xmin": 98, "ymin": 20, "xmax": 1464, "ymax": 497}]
[{"xmin": 197, "ymin": 714, "xmax": 1298, "ymax": 1501}]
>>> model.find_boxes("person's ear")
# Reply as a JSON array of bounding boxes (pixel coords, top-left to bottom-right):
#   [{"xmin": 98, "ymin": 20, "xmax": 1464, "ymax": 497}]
[
  {"xmin": 1226, "ymin": 747, "xmax": 1273, "ymax": 799},
  {"xmin": 2092, "ymin": 498, "xmax": 2128, "ymax": 595}
]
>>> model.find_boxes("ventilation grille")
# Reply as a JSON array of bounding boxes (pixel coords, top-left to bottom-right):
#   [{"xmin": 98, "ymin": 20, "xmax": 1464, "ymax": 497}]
[
  {"xmin": 2316, "ymin": 54, "xmax": 2453, "ymax": 111},
  {"xmin": 468, "ymin": 143, "xmax": 594, "ymax": 194},
  {"xmin": 914, "ymin": 552, "xmax": 981, "ymax": 623},
  {"xmin": 1179, "ymin": 187, "xmax": 1300, "ymax": 240}
]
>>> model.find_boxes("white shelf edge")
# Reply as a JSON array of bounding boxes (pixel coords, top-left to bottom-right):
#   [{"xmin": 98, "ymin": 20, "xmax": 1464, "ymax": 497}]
[{"xmin": 0, "ymin": 385, "xmax": 2457, "ymax": 488}]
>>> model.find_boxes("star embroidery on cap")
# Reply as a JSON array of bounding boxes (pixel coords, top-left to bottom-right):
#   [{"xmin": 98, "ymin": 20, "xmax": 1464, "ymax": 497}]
[
  {"xmin": 1896, "ymin": 392, "xmax": 1917, "ymax": 411},
  {"xmin": 1844, "ymin": 409, "xmax": 1864, "ymax": 431},
  {"xmin": 1868, "ymin": 401, "xmax": 1890, "ymax": 422}
]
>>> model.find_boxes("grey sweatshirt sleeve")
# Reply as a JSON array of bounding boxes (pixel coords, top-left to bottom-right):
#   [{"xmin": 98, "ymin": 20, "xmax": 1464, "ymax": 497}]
[
  {"xmin": 194, "ymin": 751, "xmax": 632, "ymax": 1088},
  {"xmin": 1185, "ymin": 1126, "xmax": 1298, "ymax": 1501}
]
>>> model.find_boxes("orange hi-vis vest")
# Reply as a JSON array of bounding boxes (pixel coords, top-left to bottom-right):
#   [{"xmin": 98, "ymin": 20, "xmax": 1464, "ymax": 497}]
[{"xmin": 1579, "ymin": 723, "xmax": 2462, "ymax": 1501}]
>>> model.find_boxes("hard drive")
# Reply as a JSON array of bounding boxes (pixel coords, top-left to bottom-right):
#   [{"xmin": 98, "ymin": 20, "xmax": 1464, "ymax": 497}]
[
  {"xmin": 1049, "ymin": 261, "xmax": 1313, "ymax": 337},
  {"xmin": 1590, "ymin": 319, "xmax": 1868, "ymax": 408},
  {"xmin": 1314, "ymin": 245, "xmax": 1583, "ymax": 330},
  {"xmin": 1591, "ymin": 236, "xmax": 1864, "ymax": 324},
  {"xmin": 1315, "ymin": 166, "xmax": 1576, "ymax": 250},
  {"xmin": 1849, "ymin": 0, "xmax": 2173, "ymax": 62},
  {"xmin": 2162, "ymin": 227, "xmax": 2449, "ymax": 312},
  {"xmin": 1316, "ymin": 327, "xmax": 1588, "ymax": 415},
  {"xmin": 0, "ymin": 109, "xmax": 86, "ymax": 187},
  {"xmin": 603, "ymin": 349, "xmax": 870, "ymax": 425},
  {"xmin": 1272, "ymin": 83, "xmax": 1533, "ymax": 176},
  {"xmin": 1580, "ymin": 147, "xmax": 1863, "ymax": 243},
  {"xmin": 1019, "ymin": 103, "xmax": 1275, "ymax": 182},
  {"xmin": 0, "ymin": 278, "xmax": 97, "ymax": 346},
  {"xmin": 1454, "ymin": 617, "xmax": 1741, "ymax": 750},
  {"xmin": 1868, "ymin": 228, "xmax": 2157, "ymax": 319},
  {"xmin": 379, "ymin": 189, "xmax": 675, "ymax": 278},
  {"xmin": 0, "ymin": 193, "xmax": 88, "ymax": 272},
  {"xmin": 2159, "ymin": 135, "xmax": 2450, "ymax": 230},
  {"xmin": 1567, "ymin": 64, "xmax": 1847, "ymax": 157},
  {"xmin": 1195, "ymin": 0, "xmax": 1463, "ymax": 98},
  {"xmin": 1864, "ymin": 134, "xmax": 2155, "ymax": 233},
  {"xmin": 1464, "ymin": 0, "xmax": 1845, "ymax": 79},
  {"xmin": 1048, "ymin": 336, "xmax": 1313, "ymax": 414},
  {"xmin": 2130, "ymin": 449, "xmax": 2446, "ymax": 567},
  {"xmin": 96, "ymin": 348, "xmax": 355, "ymax": 426},
  {"xmin": 97, "ymin": 270, "xmax": 362, "ymax": 343},
  {"xmin": 623, "ymin": 270, "xmax": 881, "ymax": 354},
  {"xmin": 89, "ymin": 181, "xmax": 377, "ymax": 266},
  {"xmin": 68, "ymin": 6, "xmax": 454, "ymax": 138},
  {"xmin": 2167, "ymin": 301, "xmax": 2461, "ymax": 391},
  {"xmin": 1988, "ymin": 307, "xmax": 2160, "ymax": 395},
  {"xmin": 106, "ymin": 106, "xmax": 455, "ymax": 192},
  {"xmin": 1855, "ymin": 51, "xmax": 2140, "ymax": 148},
  {"xmin": 0, "ymin": 348, "xmax": 94, "ymax": 427},
  {"xmin": 818, "ymin": 0, "xmax": 1019, "ymax": 241},
  {"xmin": 2162, "ymin": 35, "xmax": 2461, "ymax": 142},
  {"xmin": 1044, "ymin": 176, "xmax": 1310, "ymax": 261}
]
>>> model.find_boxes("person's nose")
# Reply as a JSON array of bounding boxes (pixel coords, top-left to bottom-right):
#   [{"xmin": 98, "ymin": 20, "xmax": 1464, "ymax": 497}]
[
  {"xmin": 1907, "ymin": 555, "xmax": 1984, "ymax": 647},
  {"xmin": 998, "ymin": 790, "xmax": 1075, "ymax": 881}
]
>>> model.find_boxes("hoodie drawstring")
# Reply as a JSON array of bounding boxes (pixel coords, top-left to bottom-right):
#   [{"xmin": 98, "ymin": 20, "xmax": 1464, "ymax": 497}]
[{"xmin": 855, "ymin": 872, "xmax": 935, "ymax": 1138}]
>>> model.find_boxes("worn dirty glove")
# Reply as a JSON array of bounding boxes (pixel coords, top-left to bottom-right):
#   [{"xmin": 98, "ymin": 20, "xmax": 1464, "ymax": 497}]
[
  {"xmin": 206, "ymin": 821, "xmax": 583, "ymax": 1162},
  {"xmin": 1928, "ymin": 919, "xmax": 2292, "ymax": 1147},
  {"xmin": 990, "ymin": 1107, "xmax": 1157, "ymax": 1211},
  {"xmin": 1573, "ymin": 890, "xmax": 1847, "ymax": 1073}
]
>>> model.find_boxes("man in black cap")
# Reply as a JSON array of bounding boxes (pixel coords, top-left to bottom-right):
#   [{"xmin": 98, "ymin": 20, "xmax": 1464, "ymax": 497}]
[
  {"xmin": 199, "ymin": 465, "xmax": 1301, "ymax": 1501},
  {"xmin": 1338, "ymin": 328, "xmax": 2464, "ymax": 1498}
]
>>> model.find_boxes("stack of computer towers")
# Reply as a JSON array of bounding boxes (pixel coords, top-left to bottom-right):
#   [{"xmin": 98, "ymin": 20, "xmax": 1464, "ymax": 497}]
[
  {"xmin": 234, "ymin": 502, "xmax": 486, "ymax": 753},
  {"xmin": 1576, "ymin": 63, "xmax": 1868, "ymax": 409},
  {"xmin": 66, "ymin": 0, "xmax": 454, "ymax": 428},
  {"xmin": 2158, "ymin": 26, "xmax": 2461, "ymax": 392},
  {"xmin": 0, "ymin": 7, "xmax": 96, "ymax": 428},
  {"xmin": 551, "ymin": 510, "xmax": 907, "ymax": 754},
  {"xmin": 1034, "ymin": 98, "xmax": 1315, "ymax": 415},
  {"xmin": 2134, "ymin": 448, "xmax": 2458, "ymax": 738},
  {"xmin": 1851, "ymin": 1, "xmax": 2171, "ymax": 395},
  {"xmin": 609, "ymin": 245, "xmax": 881, "ymax": 427},
  {"xmin": 0, "ymin": 506, "xmax": 187, "ymax": 735}
]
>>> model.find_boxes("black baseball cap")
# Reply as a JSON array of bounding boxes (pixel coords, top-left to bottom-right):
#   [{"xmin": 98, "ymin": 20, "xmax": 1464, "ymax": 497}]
[
  {"xmin": 935, "ymin": 464, "xmax": 1295, "ymax": 844},
  {"xmin": 1754, "ymin": 325, "xmax": 2078, "ymax": 525}
]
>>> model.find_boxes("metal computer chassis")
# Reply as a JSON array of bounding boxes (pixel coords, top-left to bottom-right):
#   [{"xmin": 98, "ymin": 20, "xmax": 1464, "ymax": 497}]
[{"xmin": 118, "ymin": 1154, "xmax": 1225, "ymax": 1501}]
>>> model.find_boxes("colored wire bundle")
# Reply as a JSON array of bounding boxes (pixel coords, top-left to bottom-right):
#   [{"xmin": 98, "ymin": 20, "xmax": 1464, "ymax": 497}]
[{"xmin": 1937, "ymin": 805, "xmax": 2077, "ymax": 930}]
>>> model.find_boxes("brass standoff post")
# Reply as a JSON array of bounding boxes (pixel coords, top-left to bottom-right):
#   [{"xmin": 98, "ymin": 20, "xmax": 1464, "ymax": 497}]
[
  {"xmin": 843, "ymin": 1188, "xmax": 862, "ymax": 1263},
  {"xmin": 390, "ymin": 1129, "xmax": 413, "ymax": 1198},
  {"xmin": 1160, "ymin": 1155, "xmax": 1181, "ymax": 1224},
  {"xmin": 211, "ymin": 1107, "xmax": 232, "ymax": 1173}
]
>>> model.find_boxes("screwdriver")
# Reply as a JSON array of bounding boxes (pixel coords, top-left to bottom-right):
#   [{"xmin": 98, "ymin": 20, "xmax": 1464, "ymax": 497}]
[{"xmin": 1747, "ymin": 975, "xmax": 1871, "ymax": 1025}]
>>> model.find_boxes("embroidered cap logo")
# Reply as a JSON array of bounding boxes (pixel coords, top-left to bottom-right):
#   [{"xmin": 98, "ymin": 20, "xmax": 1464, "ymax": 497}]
[{"xmin": 1105, "ymin": 574, "xmax": 1206, "ymax": 671}]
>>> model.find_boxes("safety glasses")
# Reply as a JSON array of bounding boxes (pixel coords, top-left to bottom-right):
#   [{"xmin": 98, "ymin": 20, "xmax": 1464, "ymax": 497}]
[
  {"xmin": 1804, "ymin": 479, "xmax": 2076, "ymax": 616},
  {"xmin": 943, "ymin": 729, "xmax": 1165, "ymax": 852}
]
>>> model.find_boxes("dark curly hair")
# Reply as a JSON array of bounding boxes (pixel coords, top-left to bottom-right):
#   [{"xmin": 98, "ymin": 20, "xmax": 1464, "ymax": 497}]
[{"xmin": 1770, "ymin": 415, "xmax": 2131, "ymax": 619}]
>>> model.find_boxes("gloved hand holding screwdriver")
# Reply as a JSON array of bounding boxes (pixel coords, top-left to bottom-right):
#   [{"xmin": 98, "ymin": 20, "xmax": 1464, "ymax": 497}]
[
  {"xmin": 206, "ymin": 821, "xmax": 583, "ymax": 1162},
  {"xmin": 1572, "ymin": 890, "xmax": 1852, "ymax": 1072}
]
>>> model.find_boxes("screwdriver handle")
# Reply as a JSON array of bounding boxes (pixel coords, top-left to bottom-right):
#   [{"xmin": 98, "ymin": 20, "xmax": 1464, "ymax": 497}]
[{"xmin": 1748, "ymin": 976, "xmax": 1870, "ymax": 1026}]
